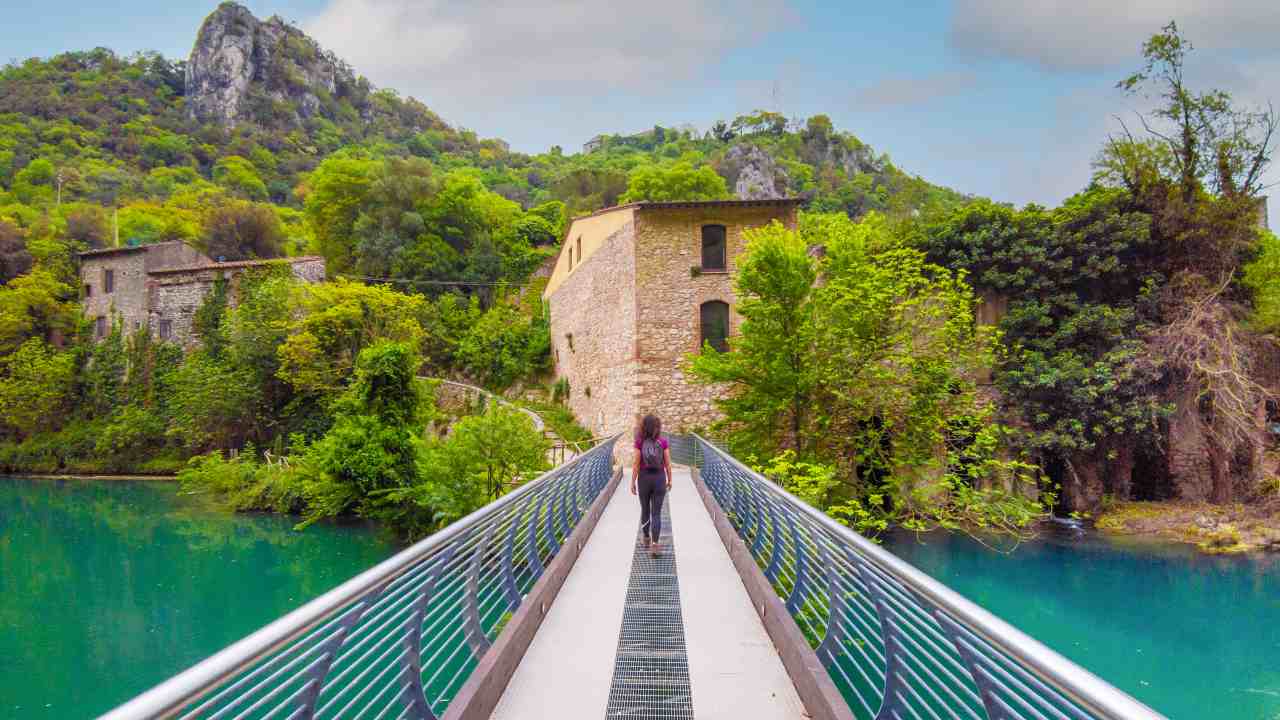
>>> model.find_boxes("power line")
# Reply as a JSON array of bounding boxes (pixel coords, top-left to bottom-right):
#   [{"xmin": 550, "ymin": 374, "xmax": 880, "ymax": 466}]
[{"xmin": 337, "ymin": 274, "xmax": 514, "ymax": 287}]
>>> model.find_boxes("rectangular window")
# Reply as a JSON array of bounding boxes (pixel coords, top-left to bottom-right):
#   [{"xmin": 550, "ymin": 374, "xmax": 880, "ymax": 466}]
[
  {"xmin": 103, "ymin": 268, "xmax": 115, "ymax": 293},
  {"xmin": 95, "ymin": 316, "xmax": 107, "ymax": 338},
  {"xmin": 158, "ymin": 318, "xmax": 172, "ymax": 340},
  {"xmin": 84, "ymin": 284, "xmax": 92, "ymax": 297},
  {"xmin": 701, "ymin": 225, "xmax": 727, "ymax": 271}
]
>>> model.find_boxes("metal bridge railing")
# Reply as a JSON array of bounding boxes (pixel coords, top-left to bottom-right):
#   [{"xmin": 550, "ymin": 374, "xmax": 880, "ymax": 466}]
[
  {"xmin": 690, "ymin": 435, "xmax": 1165, "ymax": 720},
  {"xmin": 101, "ymin": 438, "xmax": 619, "ymax": 720}
]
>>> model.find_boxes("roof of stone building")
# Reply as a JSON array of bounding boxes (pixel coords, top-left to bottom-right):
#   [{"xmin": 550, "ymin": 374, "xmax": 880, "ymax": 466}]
[
  {"xmin": 629, "ymin": 198, "xmax": 803, "ymax": 210},
  {"xmin": 147, "ymin": 256, "xmax": 325, "ymax": 275},
  {"xmin": 78, "ymin": 240, "xmax": 194, "ymax": 258},
  {"xmin": 566, "ymin": 197, "xmax": 802, "ymax": 225}
]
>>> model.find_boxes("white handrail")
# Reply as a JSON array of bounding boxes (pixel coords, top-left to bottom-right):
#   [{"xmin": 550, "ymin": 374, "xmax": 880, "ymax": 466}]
[
  {"xmin": 98, "ymin": 439, "xmax": 617, "ymax": 720},
  {"xmin": 693, "ymin": 434, "xmax": 1165, "ymax": 720}
]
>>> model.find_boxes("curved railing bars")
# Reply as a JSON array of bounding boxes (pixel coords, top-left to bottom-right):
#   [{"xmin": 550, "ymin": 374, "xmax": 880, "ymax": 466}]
[
  {"xmin": 100, "ymin": 437, "xmax": 619, "ymax": 720},
  {"xmin": 690, "ymin": 434, "xmax": 1165, "ymax": 720}
]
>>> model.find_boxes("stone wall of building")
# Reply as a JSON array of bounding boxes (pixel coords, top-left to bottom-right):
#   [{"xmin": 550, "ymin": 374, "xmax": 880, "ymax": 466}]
[
  {"xmin": 148, "ymin": 267, "xmax": 223, "ymax": 346},
  {"xmin": 547, "ymin": 221, "xmax": 639, "ymax": 439},
  {"xmin": 81, "ymin": 249, "xmax": 151, "ymax": 336},
  {"xmin": 631, "ymin": 204, "xmax": 798, "ymax": 432},
  {"xmin": 148, "ymin": 257, "xmax": 326, "ymax": 345},
  {"xmin": 142, "ymin": 242, "xmax": 210, "ymax": 273}
]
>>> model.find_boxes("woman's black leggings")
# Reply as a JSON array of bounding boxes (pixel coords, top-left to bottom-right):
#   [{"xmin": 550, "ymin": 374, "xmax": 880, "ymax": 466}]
[{"xmin": 637, "ymin": 469, "xmax": 667, "ymax": 542}]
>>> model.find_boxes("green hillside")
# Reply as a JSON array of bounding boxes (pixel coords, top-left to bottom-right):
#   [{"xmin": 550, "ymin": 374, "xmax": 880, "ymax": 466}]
[{"xmin": 0, "ymin": 4, "xmax": 964, "ymax": 286}]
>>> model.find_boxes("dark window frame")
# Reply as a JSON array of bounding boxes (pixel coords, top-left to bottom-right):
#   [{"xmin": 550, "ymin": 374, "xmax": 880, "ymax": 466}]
[
  {"xmin": 103, "ymin": 268, "xmax": 115, "ymax": 294},
  {"xmin": 94, "ymin": 316, "xmax": 107, "ymax": 338},
  {"xmin": 701, "ymin": 225, "xmax": 727, "ymax": 271},
  {"xmin": 699, "ymin": 300, "xmax": 730, "ymax": 353},
  {"xmin": 158, "ymin": 318, "xmax": 172, "ymax": 340},
  {"xmin": 83, "ymin": 284, "xmax": 92, "ymax": 297}
]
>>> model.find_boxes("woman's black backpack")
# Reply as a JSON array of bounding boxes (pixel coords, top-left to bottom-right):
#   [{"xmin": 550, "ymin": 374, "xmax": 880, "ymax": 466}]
[{"xmin": 641, "ymin": 437, "xmax": 663, "ymax": 469}]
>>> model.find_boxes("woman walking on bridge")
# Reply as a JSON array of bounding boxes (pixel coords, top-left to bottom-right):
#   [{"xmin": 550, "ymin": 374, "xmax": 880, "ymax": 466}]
[{"xmin": 631, "ymin": 414, "xmax": 673, "ymax": 557}]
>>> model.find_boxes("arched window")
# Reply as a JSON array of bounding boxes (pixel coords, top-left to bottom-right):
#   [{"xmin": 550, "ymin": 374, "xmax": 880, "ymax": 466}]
[
  {"xmin": 700, "ymin": 300, "xmax": 730, "ymax": 352},
  {"xmin": 701, "ymin": 225, "xmax": 726, "ymax": 271}
]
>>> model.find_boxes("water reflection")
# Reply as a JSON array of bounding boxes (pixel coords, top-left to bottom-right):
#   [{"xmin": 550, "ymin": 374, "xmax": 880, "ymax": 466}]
[{"xmin": 0, "ymin": 477, "xmax": 395, "ymax": 718}]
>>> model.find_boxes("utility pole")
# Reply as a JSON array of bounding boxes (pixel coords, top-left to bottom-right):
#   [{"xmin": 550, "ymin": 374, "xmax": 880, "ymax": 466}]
[{"xmin": 114, "ymin": 207, "xmax": 120, "ymax": 248}]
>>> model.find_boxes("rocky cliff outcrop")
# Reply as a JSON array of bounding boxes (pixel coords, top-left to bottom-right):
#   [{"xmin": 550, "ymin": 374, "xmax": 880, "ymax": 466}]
[
  {"xmin": 719, "ymin": 144, "xmax": 789, "ymax": 200},
  {"xmin": 186, "ymin": 2, "xmax": 355, "ymax": 126}
]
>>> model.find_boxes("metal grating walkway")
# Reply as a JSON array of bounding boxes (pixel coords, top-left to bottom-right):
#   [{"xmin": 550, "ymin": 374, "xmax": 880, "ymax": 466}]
[
  {"xmin": 604, "ymin": 503, "xmax": 694, "ymax": 719},
  {"xmin": 490, "ymin": 467, "xmax": 802, "ymax": 719}
]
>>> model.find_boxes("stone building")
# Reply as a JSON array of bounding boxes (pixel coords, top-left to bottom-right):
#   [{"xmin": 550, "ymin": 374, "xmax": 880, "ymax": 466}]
[
  {"xmin": 79, "ymin": 241, "xmax": 324, "ymax": 345},
  {"xmin": 543, "ymin": 198, "xmax": 801, "ymax": 438}
]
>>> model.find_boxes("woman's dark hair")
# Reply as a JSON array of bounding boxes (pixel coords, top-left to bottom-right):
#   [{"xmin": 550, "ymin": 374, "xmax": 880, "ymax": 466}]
[{"xmin": 640, "ymin": 414, "xmax": 662, "ymax": 442}]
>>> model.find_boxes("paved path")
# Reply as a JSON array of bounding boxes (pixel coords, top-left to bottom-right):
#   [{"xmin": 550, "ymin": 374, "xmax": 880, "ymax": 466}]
[
  {"xmin": 491, "ymin": 467, "xmax": 804, "ymax": 719},
  {"xmin": 424, "ymin": 378, "xmax": 587, "ymax": 464}
]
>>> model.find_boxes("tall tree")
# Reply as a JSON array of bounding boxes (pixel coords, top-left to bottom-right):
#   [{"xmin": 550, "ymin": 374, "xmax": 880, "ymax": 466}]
[{"xmin": 689, "ymin": 220, "xmax": 816, "ymax": 455}]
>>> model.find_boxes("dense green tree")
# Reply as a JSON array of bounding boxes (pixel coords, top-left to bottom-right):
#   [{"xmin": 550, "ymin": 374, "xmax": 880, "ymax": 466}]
[
  {"xmin": 0, "ymin": 268, "xmax": 77, "ymax": 355},
  {"xmin": 62, "ymin": 206, "xmax": 108, "ymax": 249},
  {"xmin": 689, "ymin": 220, "xmax": 816, "ymax": 455},
  {"xmin": 81, "ymin": 322, "xmax": 128, "ymax": 417},
  {"xmin": 303, "ymin": 155, "xmax": 377, "ymax": 274},
  {"xmin": 351, "ymin": 157, "xmax": 437, "ymax": 278},
  {"xmin": 300, "ymin": 341, "xmax": 426, "ymax": 525},
  {"xmin": 213, "ymin": 156, "xmax": 269, "ymax": 201},
  {"xmin": 432, "ymin": 402, "xmax": 549, "ymax": 511},
  {"xmin": 1243, "ymin": 230, "xmax": 1280, "ymax": 332},
  {"xmin": 0, "ymin": 219, "xmax": 32, "ymax": 283},
  {"xmin": 386, "ymin": 401, "xmax": 550, "ymax": 532},
  {"xmin": 0, "ymin": 338, "xmax": 76, "ymax": 437},
  {"xmin": 277, "ymin": 279, "xmax": 426, "ymax": 397},
  {"xmin": 201, "ymin": 200, "xmax": 285, "ymax": 261},
  {"xmin": 167, "ymin": 350, "xmax": 259, "ymax": 451},
  {"xmin": 455, "ymin": 302, "xmax": 550, "ymax": 390},
  {"xmin": 694, "ymin": 214, "xmax": 1040, "ymax": 533},
  {"xmin": 618, "ymin": 161, "xmax": 730, "ymax": 203}
]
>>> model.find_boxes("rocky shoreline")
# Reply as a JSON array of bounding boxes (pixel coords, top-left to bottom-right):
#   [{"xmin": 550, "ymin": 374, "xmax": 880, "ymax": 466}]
[{"xmin": 1094, "ymin": 500, "xmax": 1280, "ymax": 554}]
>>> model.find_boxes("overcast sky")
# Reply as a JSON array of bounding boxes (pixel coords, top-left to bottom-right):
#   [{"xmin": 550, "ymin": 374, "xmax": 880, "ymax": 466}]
[{"xmin": 2, "ymin": 0, "xmax": 1277, "ymax": 225}]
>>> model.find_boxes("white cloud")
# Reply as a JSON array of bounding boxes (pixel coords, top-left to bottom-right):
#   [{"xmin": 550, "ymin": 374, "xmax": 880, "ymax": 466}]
[
  {"xmin": 948, "ymin": 0, "xmax": 1280, "ymax": 72},
  {"xmin": 945, "ymin": 1, "xmax": 1280, "ymax": 227},
  {"xmin": 304, "ymin": 0, "xmax": 790, "ymax": 115},
  {"xmin": 853, "ymin": 71, "xmax": 978, "ymax": 110}
]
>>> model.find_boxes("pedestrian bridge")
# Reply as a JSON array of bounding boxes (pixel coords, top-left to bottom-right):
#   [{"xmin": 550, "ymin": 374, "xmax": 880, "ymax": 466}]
[{"xmin": 101, "ymin": 437, "xmax": 1165, "ymax": 720}]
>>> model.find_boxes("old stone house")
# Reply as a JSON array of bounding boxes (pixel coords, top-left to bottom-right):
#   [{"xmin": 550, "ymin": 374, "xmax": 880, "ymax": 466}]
[
  {"xmin": 79, "ymin": 241, "xmax": 324, "ymax": 345},
  {"xmin": 543, "ymin": 198, "xmax": 801, "ymax": 438}
]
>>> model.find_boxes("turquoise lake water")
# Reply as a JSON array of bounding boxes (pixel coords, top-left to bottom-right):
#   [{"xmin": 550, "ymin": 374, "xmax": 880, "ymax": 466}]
[
  {"xmin": 3, "ymin": 475, "xmax": 1278, "ymax": 719},
  {"xmin": 0, "ymin": 477, "xmax": 396, "ymax": 719},
  {"xmin": 882, "ymin": 527, "xmax": 1280, "ymax": 720}
]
